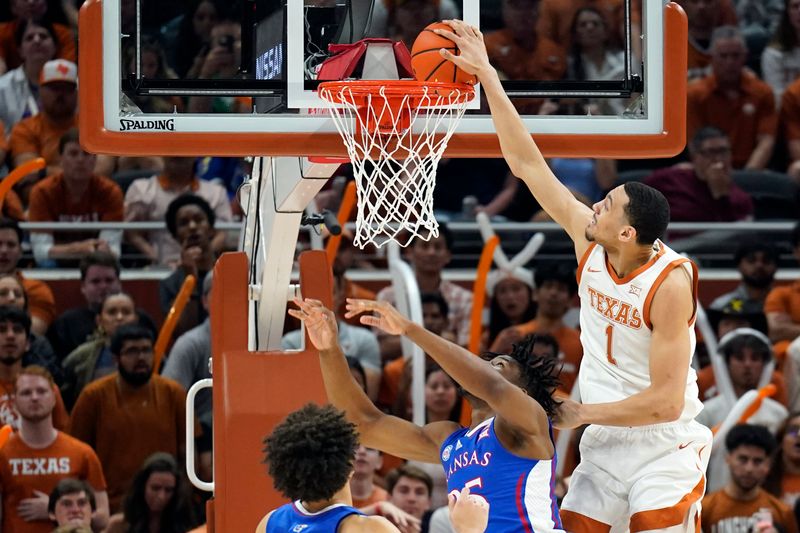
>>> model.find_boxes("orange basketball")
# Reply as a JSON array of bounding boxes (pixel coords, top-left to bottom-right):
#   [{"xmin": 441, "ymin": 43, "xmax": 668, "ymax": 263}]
[{"xmin": 411, "ymin": 22, "xmax": 478, "ymax": 85}]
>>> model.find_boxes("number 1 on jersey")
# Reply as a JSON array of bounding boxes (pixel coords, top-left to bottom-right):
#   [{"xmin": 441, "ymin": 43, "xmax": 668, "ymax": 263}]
[{"xmin": 605, "ymin": 324, "xmax": 618, "ymax": 366}]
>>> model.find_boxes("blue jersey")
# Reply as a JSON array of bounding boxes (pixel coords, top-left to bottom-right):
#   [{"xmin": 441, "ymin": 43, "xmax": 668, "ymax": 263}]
[
  {"xmin": 440, "ymin": 417, "xmax": 563, "ymax": 532},
  {"xmin": 266, "ymin": 501, "xmax": 363, "ymax": 532}
]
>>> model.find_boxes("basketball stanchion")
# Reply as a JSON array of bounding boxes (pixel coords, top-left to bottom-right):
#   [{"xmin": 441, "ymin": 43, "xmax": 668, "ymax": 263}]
[
  {"xmin": 153, "ymin": 274, "xmax": 196, "ymax": 374},
  {"xmin": 318, "ymin": 80, "xmax": 473, "ymax": 248}
]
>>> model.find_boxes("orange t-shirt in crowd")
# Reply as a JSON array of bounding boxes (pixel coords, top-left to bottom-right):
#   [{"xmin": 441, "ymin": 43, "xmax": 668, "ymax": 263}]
[
  {"xmin": 0, "ymin": 20, "xmax": 76, "ymax": 71},
  {"xmin": 352, "ymin": 485, "xmax": 389, "ymax": 509},
  {"xmin": 0, "ymin": 378, "xmax": 69, "ymax": 431},
  {"xmin": 2, "ymin": 189, "xmax": 24, "ymax": 222},
  {"xmin": 484, "ymin": 30, "xmax": 566, "ymax": 83},
  {"xmin": 782, "ymin": 473, "xmax": 800, "ymax": 508},
  {"xmin": 781, "ymin": 78, "xmax": 800, "ymax": 141},
  {"xmin": 8, "ymin": 114, "xmax": 78, "ymax": 167},
  {"xmin": 69, "ymin": 374, "xmax": 189, "ymax": 511},
  {"xmin": 0, "ymin": 120, "xmax": 7, "ymax": 152},
  {"xmin": 695, "ymin": 365, "xmax": 789, "ymax": 406},
  {"xmin": 378, "ymin": 356, "xmax": 406, "ymax": 409},
  {"xmin": 18, "ymin": 274, "xmax": 56, "ymax": 328},
  {"xmin": 28, "ymin": 173, "xmax": 123, "ymax": 244},
  {"xmin": 702, "ymin": 488, "xmax": 798, "ymax": 533},
  {"xmin": 765, "ymin": 281, "xmax": 800, "ymax": 324},
  {"xmin": 0, "ymin": 431, "xmax": 106, "ymax": 533},
  {"xmin": 686, "ymin": 0, "xmax": 738, "ymax": 75},
  {"xmin": 686, "ymin": 71, "xmax": 777, "ymax": 169},
  {"xmin": 495, "ymin": 319, "xmax": 583, "ymax": 394}
]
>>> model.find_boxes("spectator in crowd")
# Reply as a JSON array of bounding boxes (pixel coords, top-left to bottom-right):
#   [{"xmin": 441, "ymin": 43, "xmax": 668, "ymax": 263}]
[
  {"xmin": 61, "ymin": 292, "xmax": 139, "ymax": 410},
  {"xmin": 491, "ymin": 263, "xmax": 582, "ymax": 393},
  {"xmin": 484, "ymin": 269, "xmax": 536, "ymax": 350},
  {"xmin": 69, "ymin": 325, "xmax": 189, "ymax": 511},
  {"xmin": 48, "ymin": 479, "xmax": 96, "ymax": 530},
  {"xmin": 702, "ymin": 424, "xmax": 798, "ymax": 532},
  {"xmin": 765, "ymin": 222, "xmax": 800, "ymax": 343},
  {"xmin": 394, "ymin": 364, "xmax": 463, "ymax": 425},
  {"xmin": 160, "ymin": 195, "xmax": 217, "ymax": 338},
  {"xmin": 644, "ymin": 127, "xmax": 754, "ymax": 221},
  {"xmin": 0, "ymin": 366, "xmax": 108, "ymax": 533},
  {"xmin": 48, "ymin": 251, "xmax": 156, "ymax": 361},
  {"xmin": 162, "ymin": 271, "xmax": 213, "ymax": 482},
  {"xmin": 378, "ymin": 292, "xmax": 450, "ymax": 409},
  {"xmin": 0, "ymin": 274, "xmax": 61, "ymax": 384},
  {"xmin": 386, "ymin": 465, "xmax": 434, "ymax": 526},
  {"xmin": 8, "ymin": 59, "xmax": 78, "ymax": 179},
  {"xmin": 536, "ymin": 0, "xmax": 642, "ymax": 52},
  {"xmin": 28, "ymin": 128, "xmax": 124, "ymax": 266},
  {"xmin": 173, "ymin": 0, "xmax": 220, "ymax": 78},
  {"xmin": 711, "ymin": 240, "xmax": 779, "ymax": 312},
  {"xmin": 283, "ymin": 266, "xmax": 381, "ymax": 400},
  {"xmin": 386, "ymin": 0, "xmax": 449, "ymax": 51},
  {"xmin": 778, "ymin": 74, "xmax": 800, "ymax": 182},
  {"xmin": 376, "ymin": 224, "xmax": 472, "ymax": 361},
  {"xmin": 0, "ymin": 0, "xmax": 75, "ymax": 75},
  {"xmin": 350, "ymin": 445, "xmax": 388, "ymax": 509},
  {"xmin": 104, "ymin": 452, "xmax": 197, "ymax": 533},
  {"xmin": 0, "ymin": 218, "xmax": 56, "ymax": 335},
  {"xmin": 563, "ymin": 6, "xmax": 628, "ymax": 116},
  {"xmin": 765, "ymin": 414, "xmax": 800, "ymax": 508},
  {"xmin": 121, "ymin": 37, "xmax": 181, "ymax": 115},
  {"xmin": 483, "ymin": 0, "xmax": 566, "ymax": 113},
  {"xmin": 696, "ymin": 330, "xmax": 788, "ymax": 433},
  {"xmin": 186, "ymin": 17, "xmax": 248, "ymax": 113},
  {"xmin": 125, "ymin": 157, "xmax": 232, "ymax": 267},
  {"xmin": 432, "ymin": 158, "xmax": 519, "ymax": 223},
  {"xmin": 762, "ymin": 0, "xmax": 800, "ymax": 104},
  {"xmin": 677, "ymin": 0, "xmax": 739, "ymax": 78},
  {"xmin": 0, "ymin": 19, "xmax": 58, "ymax": 135},
  {"xmin": 738, "ymin": 0, "xmax": 784, "ymax": 69},
  {"xmin": 0, "ymin": 306, "xmax": 69, "ymax": 430},
  {"xmin": 687, "ymin": 26, "xmax": 778, "ymax": 169}
]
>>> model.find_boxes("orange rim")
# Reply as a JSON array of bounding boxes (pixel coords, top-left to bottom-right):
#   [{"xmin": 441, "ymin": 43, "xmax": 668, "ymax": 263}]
[{"xmin": 318, "ymin": 80, "xmax": 475, "ymax": 107}]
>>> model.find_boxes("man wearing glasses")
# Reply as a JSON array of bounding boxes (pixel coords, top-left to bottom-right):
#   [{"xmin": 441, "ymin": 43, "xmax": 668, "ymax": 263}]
[
  {"xmin": 643, "ymin": 127, "xmax": 754, "ymax": 222},
  {"xmin": 68, "ymin": 324, "xmax": 191, "ymax": 512}
]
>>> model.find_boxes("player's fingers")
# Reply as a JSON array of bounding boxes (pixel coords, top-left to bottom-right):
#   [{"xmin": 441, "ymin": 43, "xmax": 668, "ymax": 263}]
[
  {"xmin": 433, "ymin": 27, "xmax": 461, "ymax": 44},
  {"xmin": 287, "ymin": 309, "xmax": 305, "ymax": 320},
  {"xmin": 360, "ymin": 316, "xmax": 381, "ymax": 327},
  {"xmin": 460, "ymin": 486, "xmax": 471, "ymax": 498}
]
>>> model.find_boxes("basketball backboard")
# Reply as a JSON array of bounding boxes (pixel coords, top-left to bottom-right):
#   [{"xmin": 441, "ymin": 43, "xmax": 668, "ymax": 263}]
[{"xmin": 79, "ymin": 0, "xmax": 686, "ymax": 158}]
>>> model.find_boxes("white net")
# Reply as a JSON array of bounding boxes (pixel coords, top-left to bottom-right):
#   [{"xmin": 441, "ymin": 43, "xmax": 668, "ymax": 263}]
[{"xmin": 319, "ymin": 81, "xmax": 473, "ymax": 248}]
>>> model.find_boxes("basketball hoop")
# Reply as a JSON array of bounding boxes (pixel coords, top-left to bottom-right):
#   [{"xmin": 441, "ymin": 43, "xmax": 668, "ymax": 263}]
[{"xmin": 318, "ymin": 80, "xmax": 474, "ymax": 248}]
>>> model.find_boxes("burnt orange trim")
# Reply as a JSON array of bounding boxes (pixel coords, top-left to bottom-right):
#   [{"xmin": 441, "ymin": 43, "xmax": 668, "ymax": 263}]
[
  {"xmin": 575, "ymin": 243, "xmax": 597, "ymax": 285},
  {"xmin": 79, "ymin": 1, "xmax": 687, "ymax": 158},
  {"xmin": 642, "ymin": 258, "xmax": 689, "ymax": 330},
  {"xmin": 561, "ymin": 510, "xmax": 612, "ymax": 533},
  {"xmin": 629, "ymin": 476, "xmax": 705, "ymax": 532},
  {"xmin": 604, "ymin": 244, "xmax": 666, "ymax": 285}
]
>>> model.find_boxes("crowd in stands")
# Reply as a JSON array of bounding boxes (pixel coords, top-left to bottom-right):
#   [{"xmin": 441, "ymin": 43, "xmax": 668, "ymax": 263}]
[{"xmin": 0, "ymin": 0, "xmax": 800, "ymax": 532}]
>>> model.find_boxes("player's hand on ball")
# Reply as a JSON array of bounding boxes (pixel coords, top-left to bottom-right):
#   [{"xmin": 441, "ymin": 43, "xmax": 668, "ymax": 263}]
[
  {"xmin": 435, "ymin": 20, "xmax": 492, "ymax": 78},
  {"xmin": 345, "ymin": 299, "xmax": 411, "ymax": 336},
  {"xmin": 553, "ymin": 398, "xmax": 584, "ymax": 430},
  {"xmin": 288, "ymin": 298, "xmax": 339, "ymax": 351},
  {"xmin": 449, "ymin": 486, "xmax": 489, "ymax": 533}
]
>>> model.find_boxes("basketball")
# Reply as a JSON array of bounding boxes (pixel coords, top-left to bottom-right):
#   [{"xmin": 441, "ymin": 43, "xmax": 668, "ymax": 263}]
[{"xmin": 411, "ymin": 22, "xmax": 478, "ymax": 85}]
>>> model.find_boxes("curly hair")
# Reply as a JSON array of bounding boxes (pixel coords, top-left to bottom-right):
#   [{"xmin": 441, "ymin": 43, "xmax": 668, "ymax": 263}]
[
  {"xmin": 263, "ymin": 403, "xmax": 359, "ymax": 502},
  {"xmin": 482, "ymin": 334, "xmax": 562, "ymax": 418}
]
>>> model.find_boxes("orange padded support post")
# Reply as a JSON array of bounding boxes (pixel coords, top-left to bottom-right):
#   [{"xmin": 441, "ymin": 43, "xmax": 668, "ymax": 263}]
[
  {"xmin": 209, "ymin": 251, "xmax": 331, "ymax": 533},
  {"xmin": 325, "ymin": 181, "xmax": 357, "ymax": 264}
]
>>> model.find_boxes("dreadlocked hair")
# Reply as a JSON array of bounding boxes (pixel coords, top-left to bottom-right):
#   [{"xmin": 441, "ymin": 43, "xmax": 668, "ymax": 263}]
[
  {"xmin": 492, "ymin": 334, "xmax": 563, "ymax": 418},
  {"xmin": 263, "ymin": 403, "xmax": 359, "ymax": 502}
]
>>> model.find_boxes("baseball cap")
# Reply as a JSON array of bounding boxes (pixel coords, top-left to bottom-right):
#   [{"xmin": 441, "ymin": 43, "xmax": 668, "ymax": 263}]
[{"xmin": 39, "ymin": 59, "xmax": 78, "ymax": 86}]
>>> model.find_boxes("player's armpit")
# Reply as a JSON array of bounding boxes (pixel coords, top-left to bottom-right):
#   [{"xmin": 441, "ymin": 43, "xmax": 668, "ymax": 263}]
[
  {"xmin": 490, "ymin": 383, "xmax": 554, "ymax": 459},
  {"xmin": 359, "ymin": 417, "xmax": 459, "ymax": 464}
]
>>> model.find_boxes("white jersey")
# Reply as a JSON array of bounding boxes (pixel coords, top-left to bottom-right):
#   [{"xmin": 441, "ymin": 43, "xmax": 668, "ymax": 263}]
[{"xmin": 576, "ymin": 240, "xmax": 703, "ymax": 423}]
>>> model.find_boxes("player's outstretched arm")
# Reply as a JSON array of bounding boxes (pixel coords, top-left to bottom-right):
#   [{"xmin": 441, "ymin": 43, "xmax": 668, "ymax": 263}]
[
  {"xmin": 289, "ymin": 298, "xmax": 457, "ymax": 464},
  {"xmin": 555, "ymin": 268, "xmax": 693, "ymax": 428},
  {"xmin": 346, "ymin": 299, "xmax": 551, "ymax": 442},
  {"xmin": 435, "ymin": 19, "xmax": 592, "ymax": 256}
]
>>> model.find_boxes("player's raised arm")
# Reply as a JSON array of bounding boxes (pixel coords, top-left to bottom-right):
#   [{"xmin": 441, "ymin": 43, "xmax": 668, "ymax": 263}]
[
  {"xmin": 435, "ymin": 19, "xmax": 593, "ymax": 255},
  {"xmin": 555, "ymin": 268, "xmax": 693, "ymax": 428},
  {"xmin": 346, "ymin": 299, "xmax": 552, "ymax": 443},
  {"xmin": 289, "ymin": 298, "xmax": 457, "ymax": 464}
]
